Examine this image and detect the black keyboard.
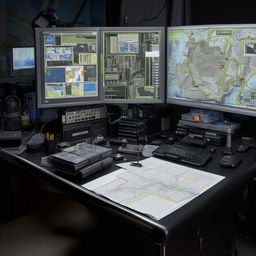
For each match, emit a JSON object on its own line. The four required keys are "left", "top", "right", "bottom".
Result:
{"left": 152, "top": 144, "right": 212, "bottom": 166}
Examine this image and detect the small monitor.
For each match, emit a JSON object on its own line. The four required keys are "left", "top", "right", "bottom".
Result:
{"left": 101, "top": 27, "right": 165, "bottom": 104}
{"left": 167, "top": 24, "right": 256, "bottom": 117}
{"left": 35, "top": 27, "right": 100, "bottom": 108}
{"left": 10, "top": 46, "right": 35, "bottom": 77}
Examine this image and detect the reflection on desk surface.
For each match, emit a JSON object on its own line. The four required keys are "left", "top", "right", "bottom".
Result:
{"left": 83, "top": 157, "right": 225, "bottom": 220}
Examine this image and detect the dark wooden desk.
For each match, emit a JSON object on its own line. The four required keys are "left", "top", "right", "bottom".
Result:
{"left": 1, "top": 141, "right": 256, "bottom": 256}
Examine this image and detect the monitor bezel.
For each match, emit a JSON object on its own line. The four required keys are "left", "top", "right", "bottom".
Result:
{"left": 167, "top": 24, "right": 256, "bottom": 117}
{"left": 35, "top": 27, "right": 101, "bottom": 109}
{"left": 100, "top": 26, "right": 166, "bottom": 104}
{"left": 10, "top": 46, "right": 35, "bottom": 77}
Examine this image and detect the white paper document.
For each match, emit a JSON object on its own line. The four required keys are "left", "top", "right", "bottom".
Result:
{"left": 82, "top": 157, "right": 225, "bottom": 220}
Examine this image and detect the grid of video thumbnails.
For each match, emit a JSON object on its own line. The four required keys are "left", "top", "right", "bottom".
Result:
{"left": 43, "top": 32, "right": 98, "bottom": 99}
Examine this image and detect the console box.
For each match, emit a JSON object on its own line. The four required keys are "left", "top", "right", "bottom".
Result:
{"left": 116, "top": 116, "right": 160, "bottom": 142}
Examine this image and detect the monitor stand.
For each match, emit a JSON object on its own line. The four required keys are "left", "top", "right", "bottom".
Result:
{"left": 178, "top": 109, "right": 240, "bottom": 149}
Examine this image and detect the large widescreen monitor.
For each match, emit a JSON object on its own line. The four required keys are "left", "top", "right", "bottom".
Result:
{"left": 101, "top": 27, "right": 165, "bottom": 104}
{"left": 167, "top": 24, "right": 256, "bottom": 116}
{"left": 35, "top": 27, "right": 100, "bottom": 108}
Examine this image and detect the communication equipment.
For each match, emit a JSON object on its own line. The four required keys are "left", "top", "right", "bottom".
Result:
{"left": 60, "top": 105, "right": 108, "bottom": 143}
{"left": 61, "top": 105, "right": 107, "bottom": 124}
{"left": 167, "top": 24, "right": 256, "bottom": 117}
{"left": 0, "top": 130, "right": 22, "bottom": 147}
{"left": 102, "top": 27, "right": 165, "bottom": 103}
{"left": 116, "top": 118, "right": 145, "bottom": 142}
{"left": 35, "top": 27, "right": 100, "bottom": 108}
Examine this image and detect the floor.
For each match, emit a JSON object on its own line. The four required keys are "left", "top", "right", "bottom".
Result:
{"left": 1, "top": 203, "right": 256, "bottom": 256}
{"left": 0, "top": 174, "right": 256, "bottom": 256}
{"left": 0, "top": 177, "right": 97, "bottom": 256}
{"left": 238, "top": 237, "right": 256, "bottom": 256}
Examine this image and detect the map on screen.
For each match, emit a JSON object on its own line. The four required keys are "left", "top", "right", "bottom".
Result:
{"left": 167, "top": 25, "right": 256, "bottom": 110}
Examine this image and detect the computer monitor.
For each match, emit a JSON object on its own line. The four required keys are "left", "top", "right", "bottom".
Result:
{"left": 35, "top": 27, "right": 100, "bottom": 108}
{"left": 101, "top": 27, "right": 165, "bottom": 104}
{"left": 167, "top": 24, "right": 256, "bottom": 117}
{"left": 10, "top": 46, "right": 35, "bottom": 77}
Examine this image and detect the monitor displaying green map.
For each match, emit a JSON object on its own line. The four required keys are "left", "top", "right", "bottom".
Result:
{"left": 167, "top": 24, "right": 256, "bottom": 116}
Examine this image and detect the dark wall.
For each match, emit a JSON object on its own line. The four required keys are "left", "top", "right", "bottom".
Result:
{"left": 0, "top": 0, "right": 105, "bottom": 79}
{"left": 105, "top": 0, "right": 174, "bottom": 26}
{"left": 190, "top": 0, "right": 256, "bottom": 25}
{"left": 105, "top": 0, "right": 122, "bottom": 26}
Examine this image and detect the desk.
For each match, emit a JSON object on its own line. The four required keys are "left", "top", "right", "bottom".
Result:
{"left": 1, "top": 141, "right": 256, "bottom": 256}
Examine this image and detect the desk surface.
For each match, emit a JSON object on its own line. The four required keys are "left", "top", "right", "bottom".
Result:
{"left": 1, "top": 141, "right": 256, "bottom": 246}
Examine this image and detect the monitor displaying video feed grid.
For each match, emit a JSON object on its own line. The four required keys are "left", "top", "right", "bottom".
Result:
{"left": 35, "top": 27, "right": 100, "bottom": 108}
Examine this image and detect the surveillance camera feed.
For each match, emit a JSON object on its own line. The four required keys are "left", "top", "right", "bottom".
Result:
{"left": 12, "top": 47, "right": 35, "bottom": 70}
{"left": 167, "top": 25, "right": 256, "bottom": 115}
{"left": 103, "top": 29, "right": 163, "bottom": 102}
{"left": 42, "top": 31, "right": 98, "bottom": 101}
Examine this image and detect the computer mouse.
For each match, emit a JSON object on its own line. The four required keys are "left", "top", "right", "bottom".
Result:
{"left": 166, "top": 136, "right": 176, "bottom": 144}
{"left": 209, "top": 147, "right": 217, "bottom": 153}
{"left": 27, "top": 133, "right": 44, "bottom": 151}
{"left": 219, "top": 154, "right": 241, "bottom": 168}
{"left": 237, "top": 143, "right": 256, "bottom": 152}
{"left": 113, "top": 153, "right": 124, "bottom": 161}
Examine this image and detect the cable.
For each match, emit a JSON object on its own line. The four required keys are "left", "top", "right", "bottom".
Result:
{"left": 135, "top": 0, "right": 168, "bottom": 25}
{"left": 71, "top": 0, "right": 89, "bottom": 27}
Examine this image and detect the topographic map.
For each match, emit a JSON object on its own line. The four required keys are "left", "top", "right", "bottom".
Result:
{"left": 168, "top": 26, "right": 256, "bottom": 108}
{"left": 82, "top": 157, "right": 224, "bottom": 220}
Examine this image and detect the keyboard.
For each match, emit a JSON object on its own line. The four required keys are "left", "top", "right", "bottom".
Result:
{"left": 152, "top": 143, "right": 212, "bottom": 166}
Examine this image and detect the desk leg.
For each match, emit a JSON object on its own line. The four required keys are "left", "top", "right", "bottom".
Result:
{"left": 156, "top": 242, "right": 167, "bottom": 256}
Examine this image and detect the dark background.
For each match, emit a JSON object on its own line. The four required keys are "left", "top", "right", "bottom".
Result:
{"left": 1, "top": 0, "right": 256, "bottom": 134}
{"left": 2, "top": 0, "right": 256, "bottom": 78}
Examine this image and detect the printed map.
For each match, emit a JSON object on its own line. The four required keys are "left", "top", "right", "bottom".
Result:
{"left": 83, "top": 157, "right": 224, "bottom": 220}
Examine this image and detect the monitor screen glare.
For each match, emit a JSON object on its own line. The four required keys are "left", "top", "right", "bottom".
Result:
{"left": 12, "top": 47, "right": 35, "bottom": 71}
{"left": 167, "top": 24, "right": 256, "bottom": 116}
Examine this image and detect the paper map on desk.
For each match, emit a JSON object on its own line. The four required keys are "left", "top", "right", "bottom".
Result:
{"left": 82, "top": 157, "right": 225, "bottom": 220}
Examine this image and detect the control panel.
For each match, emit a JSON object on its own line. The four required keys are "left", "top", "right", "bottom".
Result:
{"left": 60, "top": 105, "right": 108, "bottom": 143}
{"left": 61, "top": 105, "right": 107, "bottom": 124}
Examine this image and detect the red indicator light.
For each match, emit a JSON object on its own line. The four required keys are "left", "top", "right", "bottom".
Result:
{"left": 193, "top": 115, "right": 202, "bottom": 122}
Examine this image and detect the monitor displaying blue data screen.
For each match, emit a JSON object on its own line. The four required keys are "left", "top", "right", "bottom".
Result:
{"left": 102, "top": 27, "right": 165, "bottom": 103}
{"left": 12, "top": 47, "right": 35, "bottom": 71}
{"left": 35, "top": 27, "right": 100, "bottom": 108}
{"left": 167, "top": 24, "right": 256, "bottom": 117}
